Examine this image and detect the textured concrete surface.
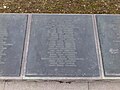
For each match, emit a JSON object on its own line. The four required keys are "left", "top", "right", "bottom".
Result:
{"left": 4, "top": 81, "right": 88, "bottom": 90}
{"left": 0, "top": 81, "right": 120, "bottom": 90}
{"left": 89, "top": 81, "right": 120, "bottom": 90}
{"left": 0, "top": 81, "right": 4, "bottom": 90}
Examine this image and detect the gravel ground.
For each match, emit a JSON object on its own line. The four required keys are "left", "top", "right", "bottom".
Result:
{"left": 0, "top": 0, "right": 120, "bottom": 13}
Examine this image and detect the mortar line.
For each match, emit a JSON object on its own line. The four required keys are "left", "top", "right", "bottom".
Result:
{"left": 92, "top": 14, "right": 104, "bottom": 79}
{"left": 88, "top": 82, "right": 90, "bottom": 90}
{"left": 20, "top": 14, "right": 32, "bottom": 78}
{"left": 3, "top": 81, "right": 6, "bottom": 90}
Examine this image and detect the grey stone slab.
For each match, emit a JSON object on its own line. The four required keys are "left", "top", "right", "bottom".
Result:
{"left": 96, "top": 15, "right": 120, "bottom": 76}
{"left": 0, "top": 14, "right": 27, "bottom": 76}
{"left": 26, "top": 15, "right": 99, "bottom": 77}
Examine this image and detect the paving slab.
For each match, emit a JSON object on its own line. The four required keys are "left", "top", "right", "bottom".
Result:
{"left": 5, "top": 81, "right": 88, "bottom": 90}
{"left": 0, "top": 81, "right": 4, "bottom": 90}
{"left": 0, "top": 14, "right": 27, "bottom": 77}
{"left": 89, "top": 81, "right": 120, "bottom": 90}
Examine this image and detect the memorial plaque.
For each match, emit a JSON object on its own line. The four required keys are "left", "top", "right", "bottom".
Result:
{"left": 0, "top": 14, "right": 27, "bottom": 76}
{"left": 97, "top": 15, "right": 120, "bottom": 76}
{"left": 26, "top": 15, "right": 99, "bottom": 77}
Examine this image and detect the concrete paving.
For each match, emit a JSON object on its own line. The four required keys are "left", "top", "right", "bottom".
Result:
{"left": 89, "top": 81, "right": 120, "bottom": 90}
{"left": 4, "top": 81, "right": 88, "bottom": 90}
{"left": 0, "top": 81, "right": 120, "bottom": 90}
{"left": 0, "top": 81, "right": 4, "bottom": 90}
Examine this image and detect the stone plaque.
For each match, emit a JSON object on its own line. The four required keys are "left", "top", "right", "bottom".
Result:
{"left": 0, "top": 14, "right": 27, "bottom": 76}
{"left": 97, "top": 15, "right": 120, "bottom": 76}
{"left": 26, "top": 15, "right": 99, "bottom": 77}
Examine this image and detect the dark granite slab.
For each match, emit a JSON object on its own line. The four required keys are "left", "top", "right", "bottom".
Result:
{"left": 26, "top": 15, "right": 99, "bottom": 77}
{"left": 97, "top": 15, "right": 120, "bottom": 76}
{"left": 0, "top": 14, "right": 27, "bottom": 76}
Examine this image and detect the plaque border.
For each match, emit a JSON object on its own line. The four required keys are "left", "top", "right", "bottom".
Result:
{"left": 23, "top": 14, "right": 102, "bottom": 80}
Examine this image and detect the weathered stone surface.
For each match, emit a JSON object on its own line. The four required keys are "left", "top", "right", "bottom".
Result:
{"left": 97, "top": 15, "right": 120, "bottom": 76}
{"left": 0, "top": 14, "right": 27, "bottom": 76}
{"left": 26, "top": 15, "right": 99, "bottom": 77}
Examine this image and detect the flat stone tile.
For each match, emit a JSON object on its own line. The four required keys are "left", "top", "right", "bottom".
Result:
{"left": 26, "top": 15, "right": 99, "bottom": 77}
{"left": 0, "top": 81, "right": 4, "bottom": 90}
{"left": 96, "top": 15, "right": 120, "bottom": 76}
{"left": 0, "top": 14, "right": 27, "bottom": 76}
{"left": 89, "top": 81, "right": 120, "bottom": 90}
{"left": 5, "top": 81, "right": 88, "bottom": 90}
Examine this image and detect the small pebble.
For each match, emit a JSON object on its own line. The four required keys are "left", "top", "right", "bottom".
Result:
{"left": 3, "top": 6, "right": 7, "bottom": 9}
